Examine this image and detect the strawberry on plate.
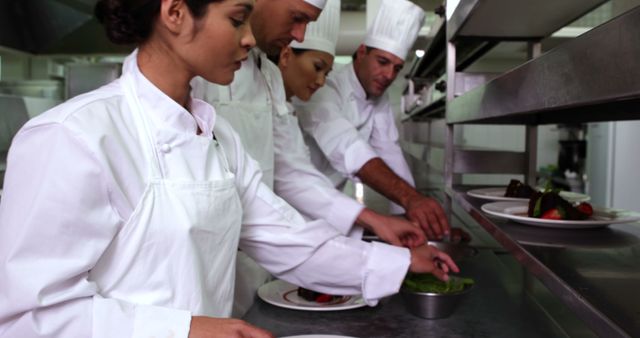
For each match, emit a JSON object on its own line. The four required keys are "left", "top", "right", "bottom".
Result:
{"left": 576, "top": 202, "right": 593, "bottom": 217}
{"left": 541, "top": 208, "right": 563, "bottom": 220}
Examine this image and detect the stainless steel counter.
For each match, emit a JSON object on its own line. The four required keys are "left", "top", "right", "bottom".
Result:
{"left": 450, "top": 186, "right": 640, "bottom": 338}
{"left": 243, "top": 248, "right": 568, "bottom": 338}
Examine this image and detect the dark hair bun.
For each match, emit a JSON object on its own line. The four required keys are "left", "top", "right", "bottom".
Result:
{"left": 95, "top": 0, "right": 159, "bottom": 45}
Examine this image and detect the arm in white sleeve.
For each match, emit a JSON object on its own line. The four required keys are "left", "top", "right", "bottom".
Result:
{"left": 273, "top": 112, "right": 364, "bottom": 235}
{"left": 224, "top": 124, "right": 410, "bottom": 305}
{"left": 369, "top": 100, "right": 416, "bottom": 213}
{"left": 0, "top": 123, "right": 191, "bottom": 338}
{"left": 295, "top": 84, "right": 378, "bottom": 178}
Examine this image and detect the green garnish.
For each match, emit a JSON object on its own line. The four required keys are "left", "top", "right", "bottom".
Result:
{"left": 403, "top": 274, "right": 474, "bottom": 294}
{"left": 533, "top": 196, "right": 543, "bottom": 217}
{"left": 557, "top": 205, "right": 566, "bottom": 219}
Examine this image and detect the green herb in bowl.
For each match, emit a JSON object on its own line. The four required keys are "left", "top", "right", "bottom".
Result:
{"left": 403, "top": 273, "right": 474, "bottom": 294}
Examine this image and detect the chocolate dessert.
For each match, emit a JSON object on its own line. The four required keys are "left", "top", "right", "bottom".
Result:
{"left": 504, "top": 179, "right": 536, "bottom": 198}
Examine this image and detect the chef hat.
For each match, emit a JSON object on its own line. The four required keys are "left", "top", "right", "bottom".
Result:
{"left": 304, "top": 0, "right": 327, "bottom": 9}
{"left": 363, "top": 0, "right": 425, "bottom": 60}
{"left": 290, "top": 0, "right": 340, "bottom": 56}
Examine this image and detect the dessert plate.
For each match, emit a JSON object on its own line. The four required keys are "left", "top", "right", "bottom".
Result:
{"left": 467, "top": 187, "right": 590, "bottom": 203}
{"left": 257, "top": 280, "right": 366, "bottom": 311}
{"left": 481, "top": 201, "right": 640, "bottom": 229}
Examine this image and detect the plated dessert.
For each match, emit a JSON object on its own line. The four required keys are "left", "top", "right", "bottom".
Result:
{"left": 297, "top": 287, "right": 342, "bottom": 304}
{"left": 257, "top": 279, "right": 366, "bottom": 311}
{"left": 467, "top": 180, "right": 590, "bottom": 203}
{"left": 479, "top": 180, "right": 639, "bottom": 229}
{"left": 527, "top": 190, "right": 592, "bottom": 220}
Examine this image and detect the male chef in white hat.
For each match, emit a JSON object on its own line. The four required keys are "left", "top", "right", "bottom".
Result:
{"left": 191, "top": 0, "right": 442, "bottom": 318}
{"left": 274, "top": 0, "right": 424, "bottom": 248}
{"left": 294, "top": 0, "right": 455, "bottom": 241}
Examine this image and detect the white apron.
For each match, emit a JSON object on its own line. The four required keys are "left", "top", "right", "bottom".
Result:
{"left": 90, "top": 74, "right": 243, "bottom": 336}
{"left": 214, "top": 85, "right": 274, "bottom": 189}
{"left": 213, "top": 52, "right": 289, "bottom": 317}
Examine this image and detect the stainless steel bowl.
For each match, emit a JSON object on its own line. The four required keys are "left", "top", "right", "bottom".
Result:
{"left": 401, "top": 282, "right": 474, "bottom": 319}
{"left": 428, "top": 241, "right": 478, "bottom": 262}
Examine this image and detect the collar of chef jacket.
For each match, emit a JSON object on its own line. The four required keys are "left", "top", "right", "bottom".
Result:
{"left": 339, "top": 62, "right": 388, "bottom": 116}
{"left": 342, "top": 62, "right": 386, "bottom": 104}
{"left": 124, "top": 51, "right": 216, "bottom": 138}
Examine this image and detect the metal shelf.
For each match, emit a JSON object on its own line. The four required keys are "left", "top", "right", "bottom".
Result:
{"left": 447, "top": 186, "right": 639, "bottom": 338}
{"left": 448, "top": 0, "right": 607, "bottom": 41}
{"left": 447, "top": 6, "right": 640, "bottom": 125}
{"left": 407, "top": 16, "right": 446, "bottom": 81}
{"left": 407, "top": 19, "right": 499, "bottom": 82}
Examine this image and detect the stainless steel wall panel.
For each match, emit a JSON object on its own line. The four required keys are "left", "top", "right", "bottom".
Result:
{"left": 453, "top": 149, "right": 526, "bottom": 174}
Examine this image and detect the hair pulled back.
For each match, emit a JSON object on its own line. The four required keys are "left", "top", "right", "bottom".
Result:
{"left": 95, "top": 0, "right": 220, "bottom": 45}
{"left": 269, "top": 47, "right": 308, "bottom": 65}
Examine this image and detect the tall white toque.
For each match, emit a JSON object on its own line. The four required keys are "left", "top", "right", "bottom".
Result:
{"left": 363, "top": 0, "right": 425, "bottom": 60}
{"left": 290, "top": 0, "right": 340, "bottom": 56}
{"left": 304, "top": 0, "right": 327, "bottom": 9}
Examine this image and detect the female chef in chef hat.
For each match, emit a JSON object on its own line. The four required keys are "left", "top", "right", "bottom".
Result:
{"left": 0, "top": 0, "right": 458, "bottom": 337}
{"left": 277, "top": 0, "right": 340, "bottom": 102}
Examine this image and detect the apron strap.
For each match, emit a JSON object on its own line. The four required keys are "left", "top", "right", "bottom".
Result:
{"left": 122, "top": 74, "right": 165, "bottom": 180}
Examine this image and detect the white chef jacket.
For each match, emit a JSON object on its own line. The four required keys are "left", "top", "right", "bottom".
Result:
{"left": 0, "top": 53, "right": 410, "bottom": 338}
{"left": 294, "top": 62, "right": 415, "bottom": 214}
{"left": 192, "top": 50, "right": 365, "bottom": 235}
{"left": 191, "top": 49, "right": 286, "bottom": 190}
{"left": 275, "top": 103, "right": 365, "bottom": 236}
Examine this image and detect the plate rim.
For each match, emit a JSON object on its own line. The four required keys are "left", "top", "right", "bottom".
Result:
{"left": 467, "top": 187, "right": 524, "bottom": 202}
{"left": 257, "top": 279, "right": 366, "bottom": 312}
{"left": 467, "top": 187, "right": 590, "bottom": 202}
{"left": 480, "top": 201, "right": 640, "bottom": 229}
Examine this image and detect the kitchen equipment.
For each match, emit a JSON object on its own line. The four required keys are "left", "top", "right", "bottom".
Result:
{"left": 401, "top": 277, "right": 474, "bottom": 319}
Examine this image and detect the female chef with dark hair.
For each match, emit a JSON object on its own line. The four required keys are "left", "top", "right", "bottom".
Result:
{"left": 0, "top": 0, "right": 458, "bottom": 337}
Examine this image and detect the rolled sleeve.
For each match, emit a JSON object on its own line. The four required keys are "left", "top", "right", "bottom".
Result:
{"left": 343, "top": 137, "right": 379, "bottom": 176}
{"left": 362, "top": 242, "right": 410, "bottom": 305}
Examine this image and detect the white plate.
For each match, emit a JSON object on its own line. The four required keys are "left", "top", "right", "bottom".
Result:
{"left": 467, "top": 187, "right": 590, "bottom": 203}
{"left": 481, "top": 201, "right": 640, "bottom": 229}
{"left": 257, "top": 280, "right": 366, "bottom": 311}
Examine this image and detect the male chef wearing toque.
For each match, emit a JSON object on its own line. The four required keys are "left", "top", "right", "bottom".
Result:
{"left": 294, "top": 0, "right": 463, "bottom": 241}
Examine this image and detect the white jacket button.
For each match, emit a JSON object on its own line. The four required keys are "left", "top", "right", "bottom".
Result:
{"left": 160, "top": 144, "right": 171, "bottom": 153}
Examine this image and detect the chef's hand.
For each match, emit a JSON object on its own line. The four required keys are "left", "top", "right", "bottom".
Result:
{"left": 371, "top": 215, "right": 426, "bottom": 248}
{"left": 404, "top": 195, "right": 450, "bottom": 241}
{"left": 189, "top": 317, "right": 274, "bottom": 338}
{"left": 408, "top": 245, "right": 459, "bottom": 282}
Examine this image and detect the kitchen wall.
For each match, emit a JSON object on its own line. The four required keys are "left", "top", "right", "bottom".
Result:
{"left": 584, "top": 0, "right": 640, "bottom": 213}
